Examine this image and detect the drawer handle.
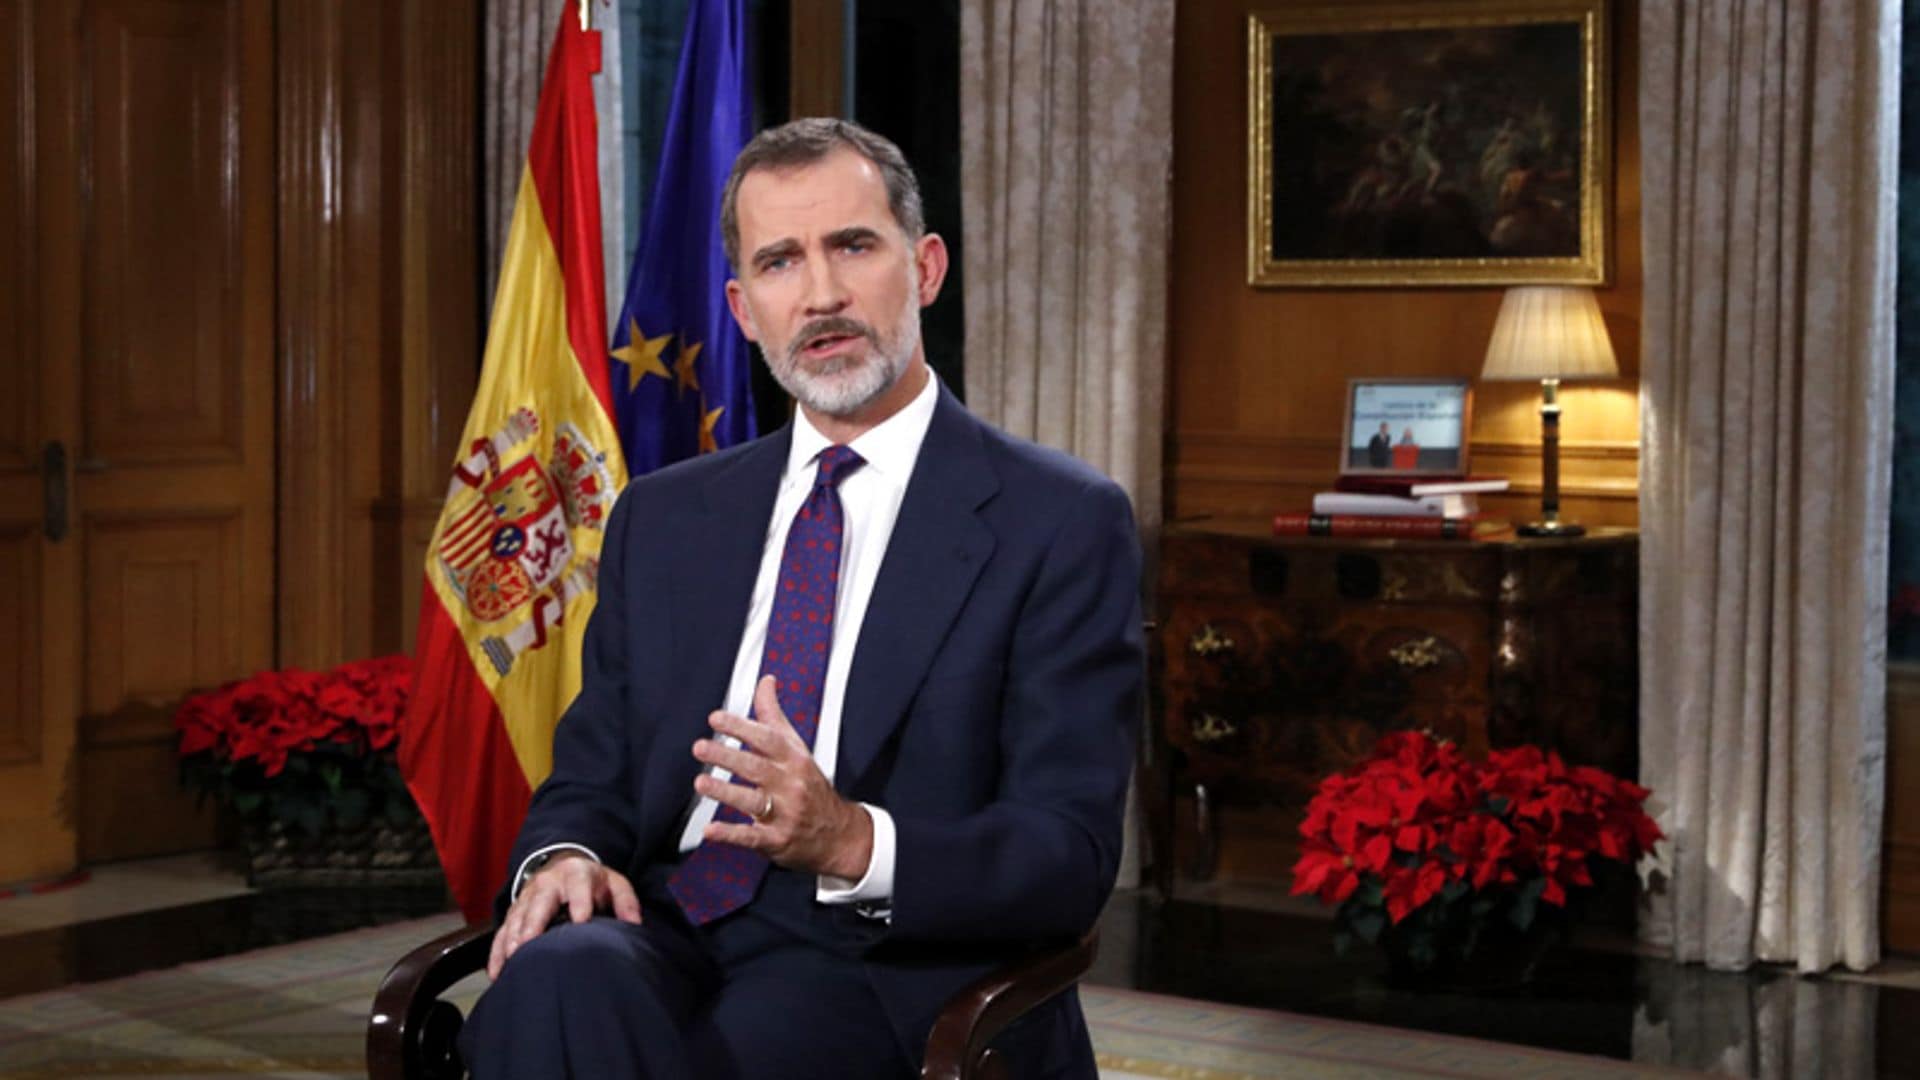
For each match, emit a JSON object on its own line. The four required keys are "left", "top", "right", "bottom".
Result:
{"left": 1189, "top": 624, "right": 1235, "bottom": 657}
{"left": 1389, "top": 635, "right": 1443, "bottom": 671}
{"left": 1191, "top": 712, "right": 1238, "bottom": 743}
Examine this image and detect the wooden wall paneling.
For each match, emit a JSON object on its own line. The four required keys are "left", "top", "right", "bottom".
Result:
{"left": 789, "top": 0, "right": 845, "bottom": 118}
{"left": 276, "top": 1, "right": 351, "bottom": 670}
{"left": 383, "top": 0, "right": 479, "bottom": 657}
{"left": 336, "top": 4, "right": 391, "bottom": 665}
{"left": 1167, "top": 0, "right": 1642, "bottom": 530}
{"left": 277, "top": 0, "right": 478, "bottom": 664}
{"left": 72, "top": 0, "right": 274, "bottom": 863}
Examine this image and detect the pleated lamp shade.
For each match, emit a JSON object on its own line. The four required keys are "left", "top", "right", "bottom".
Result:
{"left": 1480, "top": 286, "right": 1619, "bottom": 381}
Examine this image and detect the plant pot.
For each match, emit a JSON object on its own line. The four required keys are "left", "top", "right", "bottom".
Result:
{"left": 243, "top": 812, "right": 443, "bottom": 889}
{"left": 1380, "top": 914, "right": 1564, "bottom": 994}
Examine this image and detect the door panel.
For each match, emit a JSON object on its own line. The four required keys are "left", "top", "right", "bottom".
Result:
{"left": 85, "top": 0, "right": 248, "bottom": 467}
{"left": 0, "top": 0, "right": 275, "bottom": 880}
{"left": 0, "top": 0, "right": 36, "bottom": 764}
{"left": 71, "top": 0, "right": 276, "bottom": 863}
{"left": 82, "top": 514, "right": 245, "bottom": 713}
{"left": 0, "top": 525, "right": 39, "bottom": 765}
{"left": 0, "top": 0, "right": 78, "bottom": 884}
{"left": 0, "top": 0, "right": 27, "bottom": 473}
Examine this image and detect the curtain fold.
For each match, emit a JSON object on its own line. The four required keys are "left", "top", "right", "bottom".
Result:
{"left": 1638, "top": 0, "right": 1897, "bottom": 973}
{"left": 960, "top": 0, "right": 1175, "bottom": 888}
{"left": 959, "top": 0, "right": 1172, "bottom": 529}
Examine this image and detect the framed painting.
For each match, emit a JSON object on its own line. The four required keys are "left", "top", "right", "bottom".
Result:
{"left": 1248, "top": 0, "right": 1610, "bottom": 287}
{"left": 1341, "top": 378, "right": 1474, "bottom": 476}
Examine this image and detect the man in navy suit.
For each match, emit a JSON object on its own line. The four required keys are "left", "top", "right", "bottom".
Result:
{"left": 461, "top": 118, "right": 1142, "bottom": 1079}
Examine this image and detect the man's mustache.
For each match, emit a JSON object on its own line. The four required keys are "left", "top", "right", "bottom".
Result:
{"left": 786, "top": 316, "right": 876, "bottom": 363}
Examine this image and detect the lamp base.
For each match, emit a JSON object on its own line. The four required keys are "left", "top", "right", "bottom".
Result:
{"left": 1517, "top": 520, "right": 1586, "bottom": 538}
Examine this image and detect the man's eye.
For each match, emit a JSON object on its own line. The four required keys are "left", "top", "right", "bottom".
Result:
{"left": 761, "top": 256, "right": 790, "bottom": 272}
{"left": 841, "top": 239, "right": 870, "bottom": 254}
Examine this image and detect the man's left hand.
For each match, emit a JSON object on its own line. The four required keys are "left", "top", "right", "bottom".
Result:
{"left": 692, "top": 674, "right": 874, "bottom": 880}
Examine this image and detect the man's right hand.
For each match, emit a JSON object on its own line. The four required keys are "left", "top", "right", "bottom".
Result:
{"left": 488, "top": 851, "right": 643, "bottom": 979}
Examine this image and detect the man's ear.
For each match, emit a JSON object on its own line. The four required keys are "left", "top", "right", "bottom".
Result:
{"left": 724, "top": 279, "right": 759, "bottom": 342}
{"left": 912, "top": 233, "right": 950, "bottom": 308}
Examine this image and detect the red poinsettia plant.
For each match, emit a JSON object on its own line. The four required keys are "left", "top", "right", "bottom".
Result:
{"left": 1292, "top": 730, "right": 1663, "bottom": 973}
{"left": 174, "top": 655, "right": 415, "bottom": 839}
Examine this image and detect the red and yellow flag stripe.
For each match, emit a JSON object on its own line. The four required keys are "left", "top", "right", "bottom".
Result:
{"left": 402, "top": 12, "right": 626, "bottom": 923}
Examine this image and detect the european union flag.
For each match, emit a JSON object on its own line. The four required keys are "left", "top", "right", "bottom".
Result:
{"left": 608, "top": 0, "right": 755, "bottom": 474}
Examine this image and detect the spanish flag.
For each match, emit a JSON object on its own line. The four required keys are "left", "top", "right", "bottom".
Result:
{"left": 402, "top": 10, "right": 624, "bottom": 923}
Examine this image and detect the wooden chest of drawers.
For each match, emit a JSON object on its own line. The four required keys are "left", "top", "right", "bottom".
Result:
{"left": 1148, "top": 522, "right": 1638, "bottom": 890}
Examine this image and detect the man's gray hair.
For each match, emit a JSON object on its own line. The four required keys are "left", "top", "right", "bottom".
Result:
{"left": 720, "top": 118, "right": 925, "bottom": 272}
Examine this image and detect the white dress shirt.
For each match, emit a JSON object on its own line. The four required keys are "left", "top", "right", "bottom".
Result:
{"left": 514, "top": 369, "right": 939, "bottom": 909}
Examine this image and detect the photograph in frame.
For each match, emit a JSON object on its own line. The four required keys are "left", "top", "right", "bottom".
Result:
{"left": 1342, "top": 379, "right": 1474, "bottom": 477}
{"left": 1248, "top": 0, "right": 1610, "bottom": 287}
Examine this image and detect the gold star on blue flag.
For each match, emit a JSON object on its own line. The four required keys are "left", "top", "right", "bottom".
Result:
{"left": 606, "top": 0, "right": 755, "bottom": 475}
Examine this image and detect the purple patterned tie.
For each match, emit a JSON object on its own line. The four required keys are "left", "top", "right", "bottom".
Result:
{"left": 668, "top": 445, "right": 865, "bottom": 925}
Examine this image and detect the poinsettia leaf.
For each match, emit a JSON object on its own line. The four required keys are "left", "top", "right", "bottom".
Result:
{"left": 290, "top": 800, "right": 325, "bottom": 838}
{"left": 232, "top": 790, "right": 263, "bottom": 815}
{"left": 1510, "top": 876, "right": 1545, "bottom": 931}
{"left": 333, "top": 787, "right": 371, "bottom": 828}
{"left": 1350, "top": 908, "right": 1386, "bottom": 944}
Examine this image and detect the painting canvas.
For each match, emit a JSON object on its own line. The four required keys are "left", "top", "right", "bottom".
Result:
{"left": 1248, "top": 1, "right": 1609, "bottom": 286}
{"left": 1342, "top": 380, "right": 1472, "bottom": 476}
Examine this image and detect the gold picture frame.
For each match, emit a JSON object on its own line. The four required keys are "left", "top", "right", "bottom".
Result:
{"left": 1247, "top": 0, "right": 1610, "bottom": 287}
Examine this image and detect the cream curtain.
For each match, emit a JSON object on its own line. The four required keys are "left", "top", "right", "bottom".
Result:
{"left": 959, "top": 0, "right": 1175, "bottom": 888}
{"left": 959, "top": 0, "right": 1173, "bottom": 526}
{"left": 484, "top": 0, "right": 625, "bottom": 327}
{"left": 1638, "top": 0, "right": 1898, "bottom": 972}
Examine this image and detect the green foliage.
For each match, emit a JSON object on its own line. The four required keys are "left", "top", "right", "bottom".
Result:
{"left": 179, "top": 733, "right": 417, "bottom": 841}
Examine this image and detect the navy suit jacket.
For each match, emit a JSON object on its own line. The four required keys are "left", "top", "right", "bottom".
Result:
{"left": 504, "top": 385, "right": 1144, "bottom": 1066}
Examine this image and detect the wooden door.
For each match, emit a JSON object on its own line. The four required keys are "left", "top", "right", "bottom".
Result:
{"left": 0, "top": 0, "right": 277, "bottom": 883}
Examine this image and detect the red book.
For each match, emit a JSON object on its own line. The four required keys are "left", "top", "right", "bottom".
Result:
{"left": 1334, "top": 474, "right": 1510, "bottom": 497}
{"left": 1272, "top": 512, "right": 1484, "bottom": 539}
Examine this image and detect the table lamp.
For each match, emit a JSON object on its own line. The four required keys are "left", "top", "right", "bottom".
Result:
{"left": 1480, "top": 286, "right": 1618, "bottom": 537}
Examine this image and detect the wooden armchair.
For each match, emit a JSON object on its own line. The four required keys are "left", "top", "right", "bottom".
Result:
{"left": 366, "top": 923, "right": 1099, "bottom": 1080}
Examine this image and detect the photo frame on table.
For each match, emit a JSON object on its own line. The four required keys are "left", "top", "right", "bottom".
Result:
{"left": 1342, "top": 378, "right": 1474, "bottom": 477}
{"left": 1247, "top": 0, "right": 1610, "bottom": 287}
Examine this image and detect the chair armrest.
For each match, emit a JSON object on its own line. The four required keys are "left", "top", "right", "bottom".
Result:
{"left": 919, "top": 930, "right": 1099, "bottom": 1080}
{"left": 367, "top": 923, "right": 496, "bottom": 1080}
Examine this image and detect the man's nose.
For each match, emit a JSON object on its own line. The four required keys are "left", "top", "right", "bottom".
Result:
{"left": 801, "top": 253, "right": 850, "bottom": 315}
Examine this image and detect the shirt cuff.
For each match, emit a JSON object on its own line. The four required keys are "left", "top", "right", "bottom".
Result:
{"left": 816, "top": 803, "right": 894, "bottom": 905}
{"left": 510, "top": 842, "right": 600, "bottom": 903}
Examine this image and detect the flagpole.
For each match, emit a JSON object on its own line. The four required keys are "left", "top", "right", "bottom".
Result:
{"left": 579, "top": 0, "right": 590, "bottom": 30}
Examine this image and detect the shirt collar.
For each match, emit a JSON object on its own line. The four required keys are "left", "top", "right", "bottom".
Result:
{"left": 786, "top": 366, "right": 941, "bottom": 487}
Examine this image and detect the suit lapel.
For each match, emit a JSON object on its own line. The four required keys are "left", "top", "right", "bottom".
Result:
{"left": 641, "top": 427, "right": 789, "bottom": 835}
{"left": 837, "top": 389, "right": 997, "bottom": 790}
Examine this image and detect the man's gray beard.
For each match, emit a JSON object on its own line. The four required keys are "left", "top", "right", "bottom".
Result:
{"left": 766, "top": 296, "right": 921, "bottom": 418}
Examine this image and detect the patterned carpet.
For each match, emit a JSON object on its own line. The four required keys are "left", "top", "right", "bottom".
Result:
{"left": 0, "top": 915, "right": 1690, "bottom": 1079}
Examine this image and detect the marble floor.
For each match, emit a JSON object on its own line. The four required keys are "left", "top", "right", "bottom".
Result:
{"left": 2, "top": 855, "right": 1917, "bottom": 1077}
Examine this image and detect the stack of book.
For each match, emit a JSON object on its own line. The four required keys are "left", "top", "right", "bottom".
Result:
{"left": 1273, "top": 475, "right": 1511, "bottom": 538}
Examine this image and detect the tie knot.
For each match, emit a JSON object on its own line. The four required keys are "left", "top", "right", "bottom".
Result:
{"left": 814, "top": 445, "right": 865, "bottom": 489}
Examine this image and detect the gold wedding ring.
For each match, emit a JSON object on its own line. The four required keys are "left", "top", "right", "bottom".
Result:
{"left": 756, "top": 792, "right": 776, "bottom": 822}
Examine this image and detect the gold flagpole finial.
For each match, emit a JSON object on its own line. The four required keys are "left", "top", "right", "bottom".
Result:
{"left": 578, "top": 0, "right": 590, "bottom": 31}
